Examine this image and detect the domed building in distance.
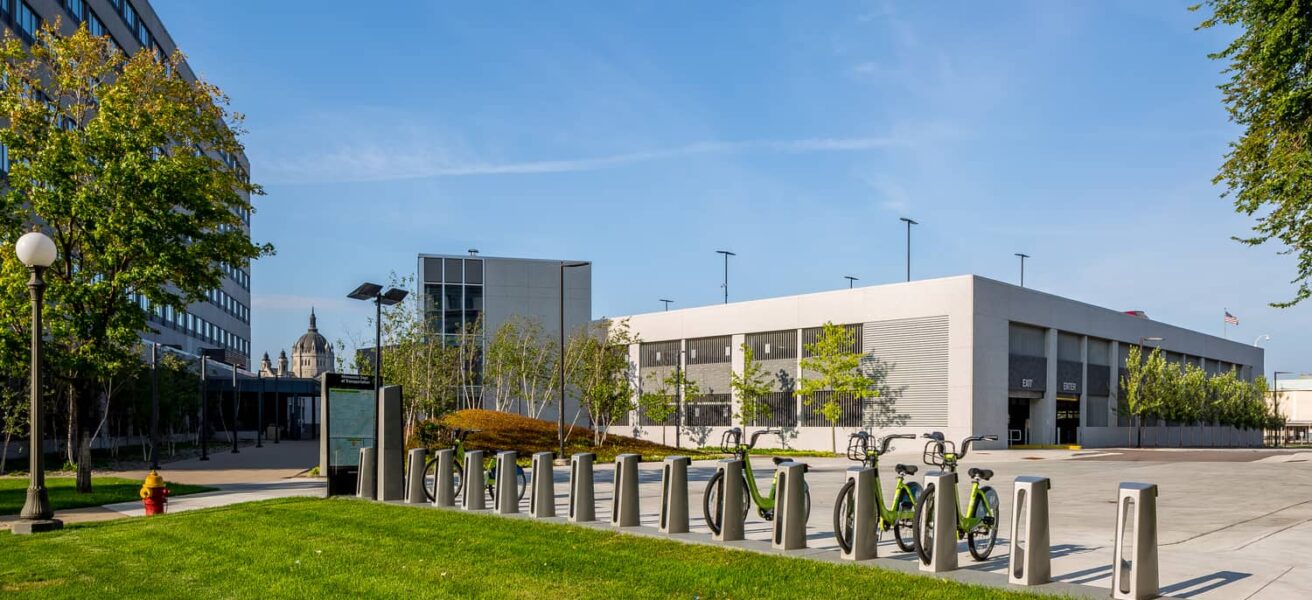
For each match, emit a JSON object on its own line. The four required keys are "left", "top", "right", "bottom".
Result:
{"left": 289, "top": 309, "right": 334, "bottom": 378}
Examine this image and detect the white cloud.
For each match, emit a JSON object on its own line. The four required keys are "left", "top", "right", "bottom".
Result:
{"left": 256, "top": 135, "right": 911, "bottom": 186}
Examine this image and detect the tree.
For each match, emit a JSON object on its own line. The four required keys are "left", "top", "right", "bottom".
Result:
{"left": 484, "top": 316, "right": 557, "bottom": 417}
{"left": 730, "top": 344, "right": 772, "bottom": 428}
{"left": 1197, "top": 1, "right": 1312, "bottom": 306}
{"left": 566, "top": 319, "right": 638, "bottom": 446}
{"left": 0, "top": 380, "right": 25, "bottom": 474}
{"left": 0, "top": 24, "right": 270, "bottom": 492}
{"left": 637, "top": 367, "right": 699, "bottom": 445}
{"left": 797, "top": 323, "right": 879, "bottom": 453}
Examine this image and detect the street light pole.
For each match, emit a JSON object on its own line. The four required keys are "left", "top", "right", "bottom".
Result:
{"left": 1015, "top": 253, "right": 1030, "bottom": 288}
{"left": 716, "top": 250, "right": 735, "bottom": 304}
{"left": 273, "top": 367, "right": 280, "bottom": 444}
{"left": 660, "top": 299, "right": 673, "bottom": 312}
{"left": 558, "top": 261, "right": 589, "bottom": 459}
{"left": 900, "top": 218, "right": 917, "bottom": 282}
{"left": 1254, "top": 334, "right": 1271, "bottom": 347}
{"left": 149, "top": 343, "right": 160, "bottom": 470}
{"left": 844, "top": 275, "right": 858, "bottom": 289}
{"left": 347, "top": 282, "right": 408, "bottom": 394}
{"left": 231, "top": 367, "right": 240, "bottom": 454}
{"left": 14, "top": 230, "right": 61, "bottom": 534}
{"left": 199, "top": 355, "right": 208, "bottom": 461}
{"left": 256, "top": 373, "right": 264, "bottom": 448}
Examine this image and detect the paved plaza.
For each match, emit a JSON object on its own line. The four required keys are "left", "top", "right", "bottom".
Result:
{"left": 469, "top": 445, "right": 1312, "bottom": 599}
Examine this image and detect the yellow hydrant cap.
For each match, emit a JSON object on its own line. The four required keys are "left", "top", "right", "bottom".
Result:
{"left": 141, "top": 470, "right": 167, "bottom": 491}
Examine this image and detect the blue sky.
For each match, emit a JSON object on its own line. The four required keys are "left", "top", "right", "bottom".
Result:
{"left": 154, "top": 1, "right": 1309, "bottom": 375}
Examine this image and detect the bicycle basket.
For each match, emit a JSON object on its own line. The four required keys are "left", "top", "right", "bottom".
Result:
{"left": 846, "top": 433, "right": 870, "bottom": 462}
{"left": 922, "top": 439, "right": 956, "bottom": 468}
{"left": 720, "top": 429, "right": 741, "bottom": 454}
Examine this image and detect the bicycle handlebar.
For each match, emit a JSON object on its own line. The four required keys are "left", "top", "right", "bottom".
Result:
{"left": 748, "top": 429, "right": 780, "bottom": 449}
{"left": 959, "top": 434, "right": 999, "bottom": 460}
{"left": 878, "top": 433, "right": 916, "bottom": 456}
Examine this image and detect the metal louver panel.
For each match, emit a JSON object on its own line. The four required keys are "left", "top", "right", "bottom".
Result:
{"left": 861, "top": 316, "right": 949, "bottom": 427}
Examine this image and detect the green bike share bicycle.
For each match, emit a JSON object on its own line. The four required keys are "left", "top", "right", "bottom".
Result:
{"left": 832, "top": 431, "right": 923, "bottom": 553}
{"left": 702, "top": 427, "right": 811, "bottom": 535}
{"left": 422, "top": 428, "right": 527, "bottom": 503}
{"left": 911, "top": 432, "right": 1001, "bottom": 562}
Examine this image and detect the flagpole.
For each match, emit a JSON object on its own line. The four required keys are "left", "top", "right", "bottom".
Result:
{"left": 1223, "top": 307, "right": 1228, "bottom": 340}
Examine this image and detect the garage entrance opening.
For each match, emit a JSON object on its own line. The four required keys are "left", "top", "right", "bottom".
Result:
{"left": 1056, "top": 395, "right": 1080, "bottom": 445}
{"left": 1008, "top": 397, "right": 1032, "bottom": 446}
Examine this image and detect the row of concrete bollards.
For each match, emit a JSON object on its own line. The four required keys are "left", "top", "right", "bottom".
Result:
{"left": 370, "top": 448, "right": 1159, "bottom": 600}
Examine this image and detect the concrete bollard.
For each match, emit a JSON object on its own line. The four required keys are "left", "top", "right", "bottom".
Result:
{"left": 432, "top": 448, "right": 457, "bottom": 507}
{"left": 841, "top": 467, "right": 879, "bottom": 561}
{"left": 771, "top": 461, "right": 808, "bottom": 551}
{"left": 611, "top": 453, "right": 641, "bottom": 527}
{"left": 405, "top": 448, "right": 427, "bottom": 504}
{"left": 1009, "top": 476, "right": 1052, "bottom": 585}
{"left": 530, "top": 452, "right": 556, "bottom": 518}
{"left": 919, "top": 471, "right": 958, "bottom": 573}
{"left": 356, "top": 447, "right": 377, "bottom": 500}
{"left": 495, "top": 451, "right": 519, "bottom": 514}
{"left": 462, "top": 450, "right": 486, "bottom": 510}
{"left": 712, "top": 459, "right": 747, "bottom": 542}
{"left": 659, "top": 456, "right": 691, "bottom": 534}
{"left": 569, "top": 453, "right": 596, "bottom": 522}
{"left": 1113, "top": 482, "right": 1159, "bottom": 600}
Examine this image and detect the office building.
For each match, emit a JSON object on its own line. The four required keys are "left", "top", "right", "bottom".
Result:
{"left": 613, "top": 275, "right": 1264, "bottom": 450}
{"left": 0, "top": 0, "right": 253, "bottom": 367}
{"left": 418, "top": 252, "right": 591, "bottom": 417}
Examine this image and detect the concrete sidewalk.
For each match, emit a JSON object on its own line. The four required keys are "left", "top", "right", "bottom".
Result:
{"left": 2, "top": 440, "right": 325, "bottom": 529}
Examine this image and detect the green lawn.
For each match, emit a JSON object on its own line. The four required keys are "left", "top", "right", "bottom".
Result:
{"left": 0, "top": 497, "right": 1060, "bottom": 599}
{"left": 0, "top": 477, "right": 214, "bottom": 515}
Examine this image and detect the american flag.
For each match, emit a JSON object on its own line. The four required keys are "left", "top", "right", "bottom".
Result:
{"left": 1224, "top": 311, "right": 1239, "bottom": 326}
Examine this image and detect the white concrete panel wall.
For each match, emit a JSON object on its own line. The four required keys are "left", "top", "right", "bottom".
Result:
{"left": 615, "top": 276, "right": 978, "bottom": 450}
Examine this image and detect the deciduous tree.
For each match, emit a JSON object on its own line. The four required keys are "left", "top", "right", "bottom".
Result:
{"left": 0, "top": 24, "right": 270, "bottom": 491}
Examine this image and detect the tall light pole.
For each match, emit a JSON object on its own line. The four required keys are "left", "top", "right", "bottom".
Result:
{"left": 348, "top": 282, "right": 409, "bottom": 394}
{"left": 1254, "top": 334, "right": 1271, "bottom": 347}
{"left": 844, "top": 275, "right": 858, "bottom": 289}
{"left": 273, "top": 365, "right": 281, "bottom": 444}
{"left": 660, "top": 299, "right": 673, "bottom": 312}
{"left": 558, "top": 261, "right": 590, "bottom": 459}
{"left": 899, "top": 218, "right": 917, "bottom": 282}
{"left": 1015, "top": 253, "right": 1030, "bottom": 288}
{"left": 256, "top": 372, "right": 264, "bottom": 448}
{"left": 716, "top": 250, "right": 735, "bottom": 304}
{"left": 13, "top": 231, "right": 61, "bottom": 534}
{"left": 230, "top": 366, "right": 240, "bottom": 454}
{"left": 149, "top": 343, "right": 160, "bottom": 470}
{"left": 199, "top": 355, "right": 209, "bottom": 461}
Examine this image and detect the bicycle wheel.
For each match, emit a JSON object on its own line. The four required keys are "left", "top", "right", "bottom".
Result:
{"left": 423, "top": 458, "right": 438, "bottom": 502}
{"left": 516, "top": 465, "right": 528, "bottom": 501}
{"left": 967, "top": 485, "right": 1000, "bottom": 560}
{"left": 912, "top": 482, "right": 936, "bottom": 565}
{"left": 452, "top": 461, "right": 465, "bottom": 500}
{"left": 702, "top": 470, "right": 750, "bottom": 535}
{"left": 832, "top": 479, "right": 856, "bottom": 553}
{"left": 891, "top": 484, "right": 920, "bottom": 552}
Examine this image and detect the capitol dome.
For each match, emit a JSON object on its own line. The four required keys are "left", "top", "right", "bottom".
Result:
{"left": 290, "top": 309, "right": 334, "bottom": 378}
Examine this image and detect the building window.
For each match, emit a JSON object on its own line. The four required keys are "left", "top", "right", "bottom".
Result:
{"left": 16, "top": 1, "right": 40, "bottom": 41}
{"left": 63, "top": 0, "right": 85, "bottom": 21}
{"left": 88, "top": 10, "right": 105, "bottom": 36}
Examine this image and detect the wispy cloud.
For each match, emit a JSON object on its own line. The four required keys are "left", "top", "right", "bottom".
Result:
{"left": 257, "top": 135, "right": 910, "bottom": 186}
{"left": 251, "top": 294, "right": 352, "bottom": 311}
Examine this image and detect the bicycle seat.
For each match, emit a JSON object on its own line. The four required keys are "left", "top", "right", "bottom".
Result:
{"left": 771, "top": 456, "right": 787, "bottom": 465}
{"left": 895, "top": 464, "right": 918, "bottom": 476}
{"left": 967, "top": 468, "right": 993, "bottom": 481}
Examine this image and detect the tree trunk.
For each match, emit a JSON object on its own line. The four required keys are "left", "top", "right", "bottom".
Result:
{"left": 0, "top": 430, "right": 11, "bottom": 475}
{"left": 76, "top": 431, "right": 93, "bottom": 493}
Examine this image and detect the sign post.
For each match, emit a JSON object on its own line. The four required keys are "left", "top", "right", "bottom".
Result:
{"left": 320, "top": 373, "right": 376, "bottom": 496}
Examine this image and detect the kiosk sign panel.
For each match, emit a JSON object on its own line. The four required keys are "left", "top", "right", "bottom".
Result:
{"left": 320, "top": 373, "right": 376, "bottom": 496}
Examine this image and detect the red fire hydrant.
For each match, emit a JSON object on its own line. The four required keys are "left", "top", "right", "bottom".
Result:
{"left": 139, "top": 470, "right": 170, "bottom": 516}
